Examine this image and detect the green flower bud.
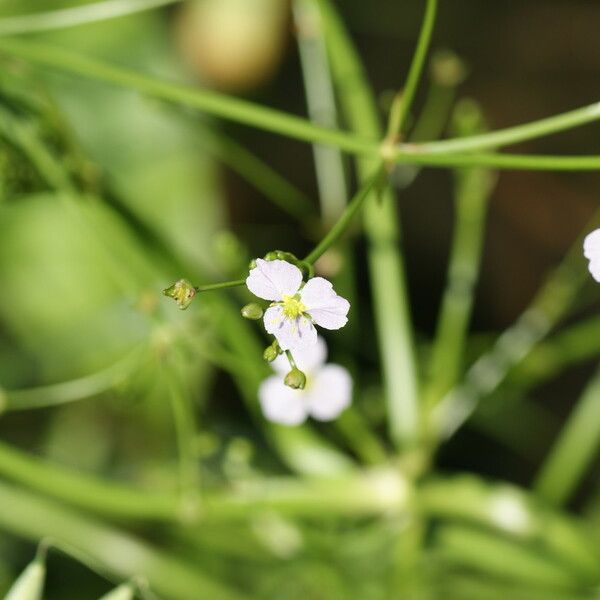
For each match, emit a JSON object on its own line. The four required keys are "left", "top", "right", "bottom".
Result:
{"left": 263, "top": 340, "right": 281, "bottom": 362}
{"left": 248, "top": 258, "right": 257, "bottom": 270}
{"left": 241, "top": 302, "right": 264, "bottom": 320}
{"left": 284, "top": 367, "right": 306, "bottom": 390}
{"left": 163, "top": 279, "right": 197, "bottom": 310}
{"left": 5, "top": 558, "right": 45, "bottom": 600}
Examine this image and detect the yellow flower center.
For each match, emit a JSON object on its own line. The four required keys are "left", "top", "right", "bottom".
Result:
{"left": 282, "top": 294, "right": 306, "bottom": 319}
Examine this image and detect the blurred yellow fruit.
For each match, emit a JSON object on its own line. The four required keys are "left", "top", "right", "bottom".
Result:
{"left": 175, "top": 0, "right": 290, "bottom": 91}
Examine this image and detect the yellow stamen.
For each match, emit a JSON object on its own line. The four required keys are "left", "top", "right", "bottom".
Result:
{"left": 282, "top": 294, "right": 306, "bottom": 319}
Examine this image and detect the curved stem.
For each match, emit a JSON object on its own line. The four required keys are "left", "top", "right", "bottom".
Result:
{"left": 0, "top": 37, "right": 377, "bottom": 157}
{"left": 2, "top": 348, "right": 142, "bottom": 412}
{"left": 387, "top": 0, "right": 438, "bottom": 139}
{"left": 0, "top": 0, "right": 182, "bottom": 36}
{"left": 303, "top": 168, "right": 383, "bottom": 264}
{"left": 397, "top": 100, "right": 600, "bottom": 156}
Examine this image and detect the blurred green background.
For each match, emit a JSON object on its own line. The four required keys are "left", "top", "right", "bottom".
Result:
{"left": 1, "top": 0, "right": 600, "bottom": 598}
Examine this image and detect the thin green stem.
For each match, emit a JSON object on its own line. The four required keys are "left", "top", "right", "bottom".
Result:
{"left": 533, "top": 365, "right": 600, "bottom": 506}
{"left": 198, "top": 125, "right": 315, "bottom": 220}
{"left": 387, "top": 0, "right": 438, "bottom": 139}
{"left": 0, "top": 0, "right": 182, "bottom": 36}
{"left": 294, "top": 0, "right": 349, "bottom": 224}
{"left": 425, "top": 167, "right": 496, "bottom": 406}
{"left": 0, "top": 481, "right": 243, "bottom": 600}
{"left": 319, "top": 0, "right": 421, "bottom": 449}
{"left": 395, "top": 151, "right": 600, "bottom": 171}
{"left": 303, "top": 168, "right": 383, "bottom": 264}
{"left": 396, "top": 100, "right": 600, "bottom": 156}
{"left": 165, "top": 363, "right": 201, "bottom": 506}
{"left": 0, "top": 37, "right": 377, "bottom": 156}
{"left": 196, "top": 279, "right": 245, "bottom": 292}
{"left": 432, "top": 209, "right": 600, "bottom": 441}
{"left": 1, "top": 348, "right": 142, "bottom": 412}
{"left": 285, "top": 349, "right": 297, "bottom": 370}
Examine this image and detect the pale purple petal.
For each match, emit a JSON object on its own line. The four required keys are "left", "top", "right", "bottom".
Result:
{"left": 246, "top": 259, "right": 303, "bottom": 301}
{"left": 271, "top": 336, "right": 328, "bottom": 374}
{"left": 258, "top": 375, "right": 308, "bottom": 425}
{"left": 306, "top": 364, "right": 352, "bottom": 421}
{"left": 264, "top": 306, "right": 317, "bottom": 351}
{"left": 299, "top": 277, "right": 350, "bottom": 330}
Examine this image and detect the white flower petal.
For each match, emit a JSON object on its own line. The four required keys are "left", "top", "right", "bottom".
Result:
{"left": 584, "top": 230, "right": 600, "bottom": 282}
{"left": 589, "top": 260, "right": 600, "bottom": 283}
{"left": 583, "top": 229, "right": 600, "bottom": 261}
{"left": 300, "top": 277, "right": 350, "bottom": 330}
{"left": 306, "top": 364, "right": 352, "bottom": 421}
{"left": 271, "top": 336, "right": 328, "bottom": 374}
{"left": 264, "top": 306, "right": 317, "bottom": 351}
{"left": 258, "top": 375, "right": 308, "bottom": 425}
{"left": 246, "top": 259, "right": 303, "bottom": 301}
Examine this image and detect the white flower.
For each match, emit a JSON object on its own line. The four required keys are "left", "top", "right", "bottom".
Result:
{"left": 258, "top": 337, "right": 352, "bottom": 426}
{"left": 246, "top": 259, "right": 350, "bottom": 351}
{"left": 584, "top": 229, "right": 600, "bottom": 282}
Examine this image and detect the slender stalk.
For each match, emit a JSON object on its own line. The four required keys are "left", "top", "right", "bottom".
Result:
{"left": 294, "top": 0, "right": 386, "bottom": 464}
{"left": 387, "top": 0, "right": 438, "bottom": 140}
{"left": 165, "top": 362, "right": 201, "bottom": 507}
{"left": 425, "top": 102, "right": 496, "bottom": 406}
{"left": 396, "top": 100, "right": 600, "bottom": 156}
{"left": 425, "top": 167, "right": 496, "bottom": 405}
{"left": 303, "top": 168, "right": 382, "bottom": 264}
{"left": 2, "top": 348, "right": 142, "bottom": 412}
{"left": 0, "top": 481, "right": 243, "bottom": 600}
{"left": 198, "top": 126, "right": 315, "bottom": 220}
{"left": 395, "top": 151, "right": 600, "bottom": 171}
{"left": 319, "top": 0, "right": 420, "bottom": 449}
{"left": 432, "top": 210, "right": 598, "bottom": 440}
{"left": 294, "top": 0, "right": 349, "bottom": 224}
{"left": 533, "top": 366, "right": 600, "bottom": 506}
{"left": 0, "top": 0, "right": 182, "bottom": 36}
{"left": 2, "top": 38, "right": 599, "bottom": 174}
{"left": 510, "top": 314, "right": 600, "bottom": 391}
{"left": 196, "top": 279, "right": 245, "bottom": 292}
{"left": 0, "top": 37, "right": 377, "bottom": 156}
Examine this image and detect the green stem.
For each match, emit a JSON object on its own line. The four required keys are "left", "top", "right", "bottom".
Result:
{"left": 0, "top": 481, "right": 242, "bottom": 600}
{"left": 395, "top": 151, "right": 600, "bottom": 171}
{"left": 533, "top": 365, "right": 600, "bottom": 506}
{"left": 432, "top": 208, "right": 600, "bottom": 441}
{"left": 198, "top": 125, "right": 315, "bottom": 220}
{"left": 425, "top": 167, "right": 495, "bottom": 405}
{"left": 1, "top": 348, "right": 142, "bottom": 412}
{"left": 0, "top": 0, "right": 182, "bottom": 36}
{"left": 165, "top": 362, "right": 201, "bottom": 506}
{"left": 294, "top": 0, "right": 349, "bottom": 224}
{"left": 0, "top": 37, "right": 377, "bottom": 156}
{"left": 319, "top": 0, "right": 420, "bottom": 449}
{"left": 387, "top": 0, "right": 438, "bottom": 139}
{"left": 195, "top": 278, "right": 245, "bottom": 292}
{"left": 303, "top": 168, "right": 383, "bottom": 264}
{"left": 397, "top": 100, "right": 600, "bottom": 156}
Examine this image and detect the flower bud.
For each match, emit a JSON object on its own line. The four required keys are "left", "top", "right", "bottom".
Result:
{"left": 241, "top": 302, "right": 263, "bottom": 320}
{"left": 284, "top": 367, "right": 306, "bottom": 390}
{"left": 163, "top": 279, "right": 197, "bottom": 310}
{"left": 263, "top": 340, "right": 281, "bottom": 362}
